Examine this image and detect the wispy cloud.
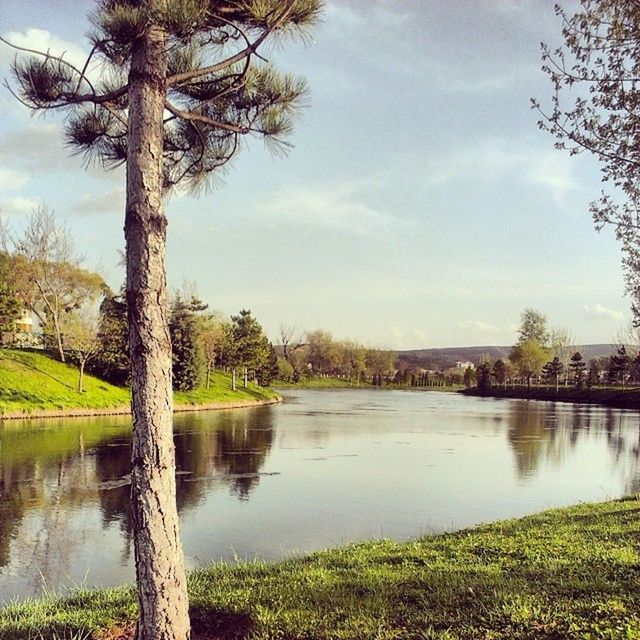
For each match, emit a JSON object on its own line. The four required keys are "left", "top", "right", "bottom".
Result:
{"left": 416, "top": 138, "right": 579, "bottom": 203}
{"left": 0, "top": 167, "right": 28, "bottom": 191}
{"left": 73, "top": 188, "right": 124, "bottom": 215}
{"left": 0, "top": 195, "right": 40, "bottom": 216}
{"left": 261, "top": 183, "right": 397, "bottom": 235}
{"left": 583, "top": 304, "right": 625, "bottom": 322}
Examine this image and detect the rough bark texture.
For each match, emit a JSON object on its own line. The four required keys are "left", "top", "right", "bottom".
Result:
{"left": 125, "top": 18, "right": 190, "bottom": 640}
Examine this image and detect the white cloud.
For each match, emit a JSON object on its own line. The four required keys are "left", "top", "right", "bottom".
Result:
{"left": 417, "top": 138, "right": 579, "bottom": 202}
{"left": 261, "top": 183, "right": 396, "bottom": 235}
{"left": 0, "top": 28, "right": 94, "bottom": 81}
{"left": 0, "top": 195, "right": 40, "bottom": 216}
{"left": 0, "top": 122, "right": 67, "bottom": 172}
{"left": 73, "top": 188, "right": 125, "bottom": 215}
{"left": 0, "top": 167, "right": 28, "bottom": 191}
{"left": 583, "top": 304, "right": 625, "bottom": 322}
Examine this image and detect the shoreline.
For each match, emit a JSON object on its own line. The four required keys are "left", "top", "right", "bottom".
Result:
{"left": 0, "top": 395, "right": 282, "bottom": 421}
{"left": 461, "top": 386, "right": 640, "bottom": 410}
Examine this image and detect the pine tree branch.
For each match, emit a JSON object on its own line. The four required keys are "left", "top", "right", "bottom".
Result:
{"left": 164, "top": 100, "right": 249, "bottom": 133}
{"left": 166, "top": 0, "right": 296, "bottom": 87}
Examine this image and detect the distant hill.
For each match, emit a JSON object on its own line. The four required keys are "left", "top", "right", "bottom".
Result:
{"left": 396, "top": 344, "right": 619, "bottom": 371}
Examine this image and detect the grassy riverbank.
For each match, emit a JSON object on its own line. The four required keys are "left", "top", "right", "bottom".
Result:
{"left": 0, "top": 349, "right": 277, "bottom": 417}
{"left": 1, "top": 496, "right": 638, "bottom": 639}
{"left": 274, "top": 376, "right": 362, "bottom": 389}
{"left": 463, "top": 385, "right": 640, "bottom": 410}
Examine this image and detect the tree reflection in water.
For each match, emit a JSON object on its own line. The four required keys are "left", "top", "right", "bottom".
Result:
{"left": 0, "top": 408, "right": 275, "bottom": 575}
{"left": 506, "top": 400, "right": 640, "bottom": 483}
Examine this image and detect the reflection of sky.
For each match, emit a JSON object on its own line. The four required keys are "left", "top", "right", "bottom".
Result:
{"left": 1, "top": 390, "right": 639, "bottom": 601}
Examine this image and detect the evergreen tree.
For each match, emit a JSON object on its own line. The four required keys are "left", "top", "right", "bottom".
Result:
{"left": 229, "top": 309, "right": 269, "bottom": 388}
{"left": 610, "top": 345, "right": 631, "bottom": 388}
{"left": 491, "top": 359, "right": 507, "bottom": 388}
{"left": 542, "top": 357, "right": 563, "bottom": 392}
{"left": 476, "top": 362, "right": 491, "bottom": 390}
{"left": 169, "top": 295, "right": 206, "bottom": 391}
{"left": 4, "top": 2, "right": 322, "bottom": 635}
{"left": 91, "top": 293, "right": 129, "bottom": 385}
{"left": 568, "top": 352, "right": 586, "bottom": 389}
{"left": 0, "top": 253, "right": 21, "bottom": 333}
{"left": 257, "top": 341, "right": 279, "bottom": 386}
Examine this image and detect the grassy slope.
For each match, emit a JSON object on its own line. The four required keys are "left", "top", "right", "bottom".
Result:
{"left": 0, "top": 349, "right": 276, "bottom": 415}
{"left": 0, "top": 349, "right": 130, "bottom": 413}
{"left": 1, "top": 497, "right": 638, "bottom": 639}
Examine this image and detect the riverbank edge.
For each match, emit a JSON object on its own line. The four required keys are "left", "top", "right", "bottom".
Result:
{"left": 461, "top": 385, "right": 640, "bottom": 410}
{"left": 0, "top": 395, "right": 282, "bottom": 421}
{"left": 1, "top": 495, "right": 638, "bottom": 639}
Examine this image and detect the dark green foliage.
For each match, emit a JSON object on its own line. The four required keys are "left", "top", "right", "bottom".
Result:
{"left": 569, "top": 351, "right": 586, "bottom": 389}
{"left": 90, "top": 294, "right": 129, "bottom": 386}
{"left": 542, "top": 357, "right": 563, "bottom": 390}
{"left": 476, "top": 362, "right": 491, "bottom": 390}
{"left": 257, "top": 342, "right": 278, "bottom": 386}
{"left": 169, "top": 295, "right": 206, "bottom": 392}
{"left": 228, "top": 309, "right": 268, "bottom": 377}
{"left": 7, "top": 0, "right": 322, "bottom": 192}
{"left": 609, "top": 345, "right": 631, "bottom": 386}
{"left": 491, "top": 359, "right": 506, "bottom": 386}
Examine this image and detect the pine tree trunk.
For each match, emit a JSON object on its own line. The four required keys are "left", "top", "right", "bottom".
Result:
{"left": 125, "top": 18, "right": 190, "bottom": 640}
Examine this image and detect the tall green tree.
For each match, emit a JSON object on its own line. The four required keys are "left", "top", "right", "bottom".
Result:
{"left": 229, "top": 309, "right": 269, "bottom": 388}
{"left": 542, "top": 357, "right": 563, "bottom": 393}
{"left": 3, "top": 2, "right": 321, "bottom": 637}
{"left": 610, "top": 345, "right": 631, "bottom": 388}
{"left": 569, "top": 352, "right": 587, "bottom": 389}
{"left": 512, "top": 339, "right": 549, "bottom": 392}
{"left": 91, "top": 293, "right": 129, "bottom": 386}
{"left": 198, "top": 313, "right": 225, "bottom": 389}
{"left": 169, "top": 294, "right": 206, "bottom": 391}
{"left": 517, "top": 308, "right": 549, "bottom": 347}
{"left": 491, "top": 359, "right": 507, "bottom": 389}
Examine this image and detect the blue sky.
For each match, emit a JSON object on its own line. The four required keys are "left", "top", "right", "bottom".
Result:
{"left": 0, "top": 0, "right": 629, "bottom": 348}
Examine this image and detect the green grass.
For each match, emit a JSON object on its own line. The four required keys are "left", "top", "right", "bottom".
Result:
{"left": 175, "top": 371, "right": 279, "bottom": 406}
{"left": 1, "top": 497, "right": 638, "bottom": 639}
{"left": 0, "top": 349, "right": 130, "bottom": 414}
{"left": 0, "top": 349, "right": 277, "bottom": 416}
{"left": 276, "top": 378, "right": 464, "bottom": 392}
{"left": 274, "top": 376, "right": 362, "bottom": 389}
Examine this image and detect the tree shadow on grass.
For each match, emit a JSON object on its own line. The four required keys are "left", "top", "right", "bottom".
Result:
{"left": 87, "top": 609, "right": 252, "bottom": 640}
{"left": 190, "top": 607, "right": 253, "bottom": 640}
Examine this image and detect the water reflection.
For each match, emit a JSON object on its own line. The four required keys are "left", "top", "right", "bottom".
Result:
{"left": 0, "top": 391, "right": 638, "bottom": 601}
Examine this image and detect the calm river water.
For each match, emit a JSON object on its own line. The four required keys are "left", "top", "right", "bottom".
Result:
{"left": 0, "top": 389, "right": 638, "bottom": 601}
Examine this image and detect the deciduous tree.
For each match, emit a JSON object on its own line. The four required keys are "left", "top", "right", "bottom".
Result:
{"left": 62, "top": 308, "right": 100, "bottom": 392}
{"left": 8, "top": 208, "right": 107, "bottom": 362}
{"left": 536, "top": 2, "right": 640, "bottom": 324}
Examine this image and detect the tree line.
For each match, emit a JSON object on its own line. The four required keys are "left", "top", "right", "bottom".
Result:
{"left": 0, "top": 208, "right": 278, "bottom": 393}
{"left": 472, "top": 308, "right": 640, "bottom": 392}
